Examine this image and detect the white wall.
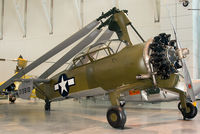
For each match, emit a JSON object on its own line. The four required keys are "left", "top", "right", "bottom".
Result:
{"left": 193, "top": 0, "right": 200, "bottom": 79}
{"left": 0, "top": 0, "right": 160, "bottom": 82}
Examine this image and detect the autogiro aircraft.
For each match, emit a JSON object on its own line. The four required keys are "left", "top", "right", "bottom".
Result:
{"left": 0, "top": 7, "right": 198, "bottom": 129}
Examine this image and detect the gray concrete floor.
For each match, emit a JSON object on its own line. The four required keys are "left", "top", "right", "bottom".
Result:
{"left": 0, "top": 99, "right": 200, "bottom": 134}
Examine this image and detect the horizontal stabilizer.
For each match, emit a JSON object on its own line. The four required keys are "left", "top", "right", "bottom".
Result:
{"left": 18, "top": 80, "right": 33, "bottom": 100}
{"left": 17, "top": 79, "right": 49, "bottom": 100}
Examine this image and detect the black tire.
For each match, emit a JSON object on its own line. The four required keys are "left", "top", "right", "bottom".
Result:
{"left": 106, "top": 106, "right": 126, "bottom": 129}
{"left": 181, "top": 102, "right": 198, "bottom": 119}
{"left": 45, "top": 103, "right": 50, "bottom": 111}
{"left": 9, "top": 96, "right": 16, "bottom": 103}
{"left": 10, "top": 98, "right": 16, "bottom": 103}
{"left": 178, "top": 102, "right": 181, "bottom": 111}
{"left": 183, "top": 1, "right": 189, "bottom": 7}
{"left": 45, "top": 99, "right": 51, "bottom": 111}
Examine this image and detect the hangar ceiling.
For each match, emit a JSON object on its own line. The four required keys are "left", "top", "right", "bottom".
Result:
{"left": 0, "top": 0, "right": 161, "bottom": 40}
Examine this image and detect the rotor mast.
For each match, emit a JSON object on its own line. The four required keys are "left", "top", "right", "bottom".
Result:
{"left": 97, "top": 7, "right": 144, "bottom": 45}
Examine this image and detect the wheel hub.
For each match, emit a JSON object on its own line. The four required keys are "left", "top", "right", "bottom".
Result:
{"left": 110, "top": 113, "right": 118, "bottom": 122}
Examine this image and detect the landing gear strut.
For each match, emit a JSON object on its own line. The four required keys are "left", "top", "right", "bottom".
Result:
{"left": 45, "top": 99, "right": 51, "bottom": 111}
{"left": 120, "top": 100, "right": 126, "bottom": 107}
{"left": 106, "top": 106, "right": 126, "bottom": 129}
{"left": 107, "top": 91, "right": 127, "bottom": 129}
{"left": 178, "top": 102, "right": 198, "bottom": 119}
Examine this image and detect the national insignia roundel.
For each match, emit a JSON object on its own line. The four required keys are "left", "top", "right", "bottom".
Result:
{"left": 54, "top": 74, "right": 75, "bottom": 97}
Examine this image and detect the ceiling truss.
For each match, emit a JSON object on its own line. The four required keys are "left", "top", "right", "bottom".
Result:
{"left": 12, "top": 0, "right": 27, "bottom": 38}
{"left": 0, "top": 0, "right": 4, "bottom": 40}
{"left": 0, "top": 0, "right": 162, "bottom": 39}
{"left": 41, "top": 0, "right": 53, "bottom": 35}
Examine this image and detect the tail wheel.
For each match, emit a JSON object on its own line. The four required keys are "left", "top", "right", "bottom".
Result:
{"left": 178, "top": 102, "right": 198, "bottom": 119}
{"left": 45, "top": 99, "right": 51, "bottom": 111}
{"left": 106, "top": 106, "right": 126, "bottom": 129}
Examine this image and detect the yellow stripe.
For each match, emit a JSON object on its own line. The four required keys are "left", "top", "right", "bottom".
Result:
{"left": 192, "top": 101, "right": 197, "bottom": 107}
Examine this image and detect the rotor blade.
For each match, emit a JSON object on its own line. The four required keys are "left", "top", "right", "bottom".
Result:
{"left": 182, "top": 60, "right": 196, "bottom": 102}
{"left": 89, "top": 29, "right": 114, "bottom": 48}
{"left": 39, "top": 28, "right": 102, "bottom": 79}
{"left": 167, "top": 6, "right": 196, "bottom": 102}
{"left": 0, "top": 20, "right": 99, "bottom": 91}
{"left": 166, "top": 6, "right": 182, "bottom": 49}
{"left": 93, "top": 29, "right": 114, "bottom": 45}
{"left": 0, "top": 58, "right": 6, "bottom": 61}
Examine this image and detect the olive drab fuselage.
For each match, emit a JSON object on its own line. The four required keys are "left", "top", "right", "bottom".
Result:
{"left": 36, "top": 43, "right": 179, "bottom": 100}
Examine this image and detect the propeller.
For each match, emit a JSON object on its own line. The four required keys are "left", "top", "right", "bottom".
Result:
{"left": 0, "top": 57, "right": 70, "bottom": 65}
{"left": 167, "top": 7, "right": 196, "bottom": 103}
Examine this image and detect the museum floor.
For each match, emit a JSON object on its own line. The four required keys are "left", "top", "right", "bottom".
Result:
{"left": 0, "top": 98, "right": 200, "bottom": 134}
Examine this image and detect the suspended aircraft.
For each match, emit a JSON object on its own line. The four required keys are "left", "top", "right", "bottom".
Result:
{"left": 0, "top": 55, "right": 37, "bottom": 103}
{"left": 179, "top": 0, "right": 190, "bottom": 7}
{"left": 0, "top": 7, "right": 198, "bottom": 129}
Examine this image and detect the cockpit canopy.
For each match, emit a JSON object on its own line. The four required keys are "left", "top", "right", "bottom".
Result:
{"left": 68, "top": 39, "right": 127, "bottom": 69}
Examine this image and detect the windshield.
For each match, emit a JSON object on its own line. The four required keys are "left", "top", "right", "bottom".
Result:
{"left": 67, "top": 39, "right": 127, "bottom": 69}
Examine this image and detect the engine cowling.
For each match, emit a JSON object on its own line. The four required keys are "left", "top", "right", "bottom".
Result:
{"left": 149, "top": 33, "right": 182, "bottom": 80}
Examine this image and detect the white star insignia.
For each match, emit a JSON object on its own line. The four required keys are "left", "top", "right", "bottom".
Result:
{"left": 54, "top": 75, "right": 75, "bottom": 95}
{"left": 59, "top": 77, "right": 68, "bottom": 94}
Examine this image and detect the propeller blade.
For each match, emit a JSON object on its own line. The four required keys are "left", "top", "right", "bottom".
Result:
{"left": 0, "top": 58, "right": 6, "bottom": 61}
{"left": 167, "top": 7, "right": 196, "bottom": 102}
{"left": 0, "top": 58, "right": 17, "bottom": 62}
{"left": 182, "top": 60, "right": 196, "bottom": 102}
{"left": 0, "top": 20, "right": 99, "bottom": 91}
{"left": 39, "top": 28, "right": 102, "bottom": 79}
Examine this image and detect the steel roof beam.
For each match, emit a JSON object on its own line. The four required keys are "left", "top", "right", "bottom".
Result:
{"left": 41, "top": 0, "right": 53, "bottom": 34}
{"left": 0, "top": 0, "right": 4, "bottom": 40}
{"left": 12, "top": 0, "right": 27, "bottom": 38}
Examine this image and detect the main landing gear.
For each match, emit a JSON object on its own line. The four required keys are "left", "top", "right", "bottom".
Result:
{"left": 9, "top": 94, "right": 16, "bottom": 103}
{"left": 107, "top": 92, "right": 127, "bottom": 129}
{"left": 162, "top": 88, "right": 198, "bottom": 120}
{"left": 178, "top": 102, "right": 198, "bottom": 120}
{"left": 45, "top": 99, "right": 51, "bottom": 111}
{"left": 107, "top": 106, "right": 126, "bottom": 129}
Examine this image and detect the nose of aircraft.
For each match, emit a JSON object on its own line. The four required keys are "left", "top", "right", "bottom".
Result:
{"left": 149, "top": 33, "right": 182, "bottom": 80}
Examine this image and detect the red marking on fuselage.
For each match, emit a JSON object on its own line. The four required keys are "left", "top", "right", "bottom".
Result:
{"left": 129, "top": 90, "right": 140, "bottom": 96}
{"left": 188, "top": 84, "right": 192, "bottom": 89}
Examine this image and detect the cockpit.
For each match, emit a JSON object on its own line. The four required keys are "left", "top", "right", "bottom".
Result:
{"left": 67, "top": 39, "right": 128, "bottom": 69}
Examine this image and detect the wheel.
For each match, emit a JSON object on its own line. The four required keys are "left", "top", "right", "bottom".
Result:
{"left": 45, "top": 103, "right": 51, "bottom": 111}
{"left": 179, "top": 102, "right": 198, "bottom": 119}
{"left": 45, "top": 99, "right": 51, "bottom": 111}
{"left": 183, "top": 1, "right": 189, "bottom": 7}
{"left": 178, "top": 102, "right": 181, "bottom": 111}
{"left": 9, "top": 95, "right": 16, "bottom": 103}
{"left": 120, "top": 100, "right": 126, "bottom": 107}
{"left": 106, "top": 106, "right": 126, "bottom": 129}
